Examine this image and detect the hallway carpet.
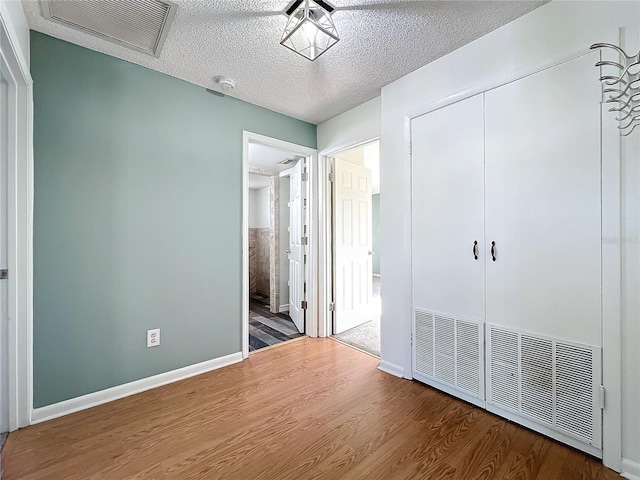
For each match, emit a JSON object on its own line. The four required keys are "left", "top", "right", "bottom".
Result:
{"left": 333, "top": 276, "right": 381, "bottom": 357}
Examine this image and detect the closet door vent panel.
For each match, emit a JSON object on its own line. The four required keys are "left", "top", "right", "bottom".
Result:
{"left": 456, "top": 319, "right": 481, "bottom": 395}
{"left": 414, "top": 309, "right": 484, "bottom": 407}
{"left": 520, "top": 335, "right": 553, "bottom": 425}
{"left": 414, "top": 310, "right": 434, "bottom": 376}
{"left": 489, "top": 328, "right": 519, "bottom": 411}
{"left": 555, "top": 343, "right": 596, "bottom": 441}
{"left": 487, "top": 324, "right": 602, "bottom": 455}
{"left": 434, "top": 315, "right": 455, "bottom": 385}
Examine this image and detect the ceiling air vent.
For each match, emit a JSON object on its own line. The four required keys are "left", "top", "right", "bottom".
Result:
{"left": 278, "top": 156, "right": 304, "bottom": 165}
{"left": 40, "top": 0, "right": 177, "bottom": 57}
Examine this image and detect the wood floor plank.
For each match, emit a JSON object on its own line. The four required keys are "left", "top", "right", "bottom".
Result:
{"left": 2, "top": 338, "right": 621, "bottom": 480}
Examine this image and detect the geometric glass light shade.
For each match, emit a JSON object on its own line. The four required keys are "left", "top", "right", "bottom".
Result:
{"left": 281, "top": 0, "right": 339, "bottom": 61}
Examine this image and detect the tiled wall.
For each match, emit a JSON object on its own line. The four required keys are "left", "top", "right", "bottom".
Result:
{"left": 249, "top": 227, "right": 270, "bottom": 296}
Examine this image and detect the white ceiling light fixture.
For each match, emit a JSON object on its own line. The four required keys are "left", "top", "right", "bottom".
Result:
{"left": 281, "top": 0, "right": 339, "bottom": 61}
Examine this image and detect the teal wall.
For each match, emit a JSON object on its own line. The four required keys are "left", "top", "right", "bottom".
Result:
{"left": 372, "top": 194, "right": 380, "bottom": 275}
{"left": 31, "top": 32, "right": 317, "bottom": 408}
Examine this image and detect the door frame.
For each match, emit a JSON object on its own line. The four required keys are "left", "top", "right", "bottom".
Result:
{"left": 242, "top": 132, "right": 317, "bottom": 358}
{"left": 0, "top": 10, "right": 34, "bottom": 430}
{"left": 317, "top": 137, "right": 379, "bottom": 339}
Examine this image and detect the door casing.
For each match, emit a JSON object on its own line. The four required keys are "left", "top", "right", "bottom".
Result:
{"left": 242, "top": 132, "right": 317, "bottom": 358}
{"left": 317, "top": 138, "right": 379, "bottom": 339}
{"left": 0, "top": 8, "right": 34, "bottom": 430}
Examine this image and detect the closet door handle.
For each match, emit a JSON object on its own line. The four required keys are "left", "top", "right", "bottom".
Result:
{"left": 472, "top": 241, "right": 478, "bottom": 260}
{"left": 491, "top": 241, "right": 497, "bottom": 262}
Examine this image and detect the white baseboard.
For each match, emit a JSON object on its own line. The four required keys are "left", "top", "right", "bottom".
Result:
{"left": 622, "top": 459, "right": 640, "bottom": 480}
{"left": 378, "top": 360, "right": 404, "bottom": 378}
{"left": 30, "top": 351, "right": 243, "bottom": 425}
{"left": 279, "top": 304, "right": 289, "bottom": 313}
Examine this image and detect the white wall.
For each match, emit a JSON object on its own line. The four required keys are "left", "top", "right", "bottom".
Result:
{"left": 379, "top": 0, "right": 639, "bottom": 470}
{"left": 0, "top": 1, "right": 29, "bottom": 66}
{"left": 317, "top": 96, "right": 381, "bottom": 153}
{"left": 279, "top": 176, "right": 290, "bottom": 310}
{"left": 249, "top": 187, "right": 270, "bottom": 229}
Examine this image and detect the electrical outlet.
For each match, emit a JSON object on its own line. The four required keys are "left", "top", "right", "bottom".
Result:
{"left": 147, "top": 328, "right": 160, "bottom": 348}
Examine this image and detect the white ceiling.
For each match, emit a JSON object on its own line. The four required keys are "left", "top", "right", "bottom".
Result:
{"left": 249, "top": 143, "right": 304, "bottom": 172}
{"left": 248, "top": 173, "right": 271, "bottom": 190}
{"left": 22, "top": 1, "right": 546, "bottom": 124}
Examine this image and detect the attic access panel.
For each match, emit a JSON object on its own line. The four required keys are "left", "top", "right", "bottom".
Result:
{"left": 40, "top": 0, "right": 177, "bottom": 57}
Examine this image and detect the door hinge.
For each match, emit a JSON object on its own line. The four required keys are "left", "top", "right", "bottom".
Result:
{"left": 301, "top": 236, "right": 308, "bottom": 245}
{"left": 301, "top": 300, "right": 308, "bottom": 310}
{"left": 329, "top": 302, "right": 335, "bottom": 312}
{"left": 328, "top": 172, "right": 334, "bottom": 182}
{"left": 301, "top": 171, "right": 308, "bottom": 182}
{"left": 0, "top": 269, "right": 7, "bottom": 280}
{"left": 599, "top": 386, "right": 606, "bottom": 409}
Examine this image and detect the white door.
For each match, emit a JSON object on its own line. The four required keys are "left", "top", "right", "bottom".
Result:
{"left": 484, "top": 53, "right": 602, "bottom": 347}
{"left": 411, "top": 94, "right": 485, "bottom": 321}
{"left": 288, "top": 159, "right": 306, "bottom": 333}
{"left": 0, "top": 72, "right": 9, "bottom": 433}
{"left": 410, "top": 94, "right": 486, "bottom": 407}
{"left": 333, "top": 157, "right": 373, "bottom": 334}
{"left": 484, "top": 53, "right": 603, "bottom": 453}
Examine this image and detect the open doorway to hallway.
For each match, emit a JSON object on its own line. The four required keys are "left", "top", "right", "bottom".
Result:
{"left": 330, "top": 140, "right": 381, "bottom": 357}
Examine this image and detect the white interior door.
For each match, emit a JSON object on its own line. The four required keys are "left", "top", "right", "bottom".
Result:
{"left": 410, "top": 94, "right": 486, "bottom": 407}
{"left": 288, "top": 159, "right": 305, "bottom": 333}
{"left": 484, "top": 53, "right": 602, "bottom": 347}
{"left": 333, "top": 157, "right": 373, "bottom": 334}
{"left": 0, "top": 71, "right": 9, "bottom": 433}
{"left": 411, "top": 94, "right": 485, "bottom": 321}
{"left": 484, "top": 53, "right": 603, "bottom": 453}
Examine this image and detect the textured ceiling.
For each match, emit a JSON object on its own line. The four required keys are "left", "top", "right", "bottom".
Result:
{"left": 23, "top": 0, "right": 546, "bottom": 124}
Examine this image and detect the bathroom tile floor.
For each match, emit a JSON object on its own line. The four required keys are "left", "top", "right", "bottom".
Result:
{"left": 249, "top": 297, "right": 304, "bottom": 352}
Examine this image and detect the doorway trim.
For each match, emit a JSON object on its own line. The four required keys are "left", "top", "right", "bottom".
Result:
{"left": 0, "top": 10, "right": 34, "bottom": 430}
{"left": 242, "top": 132, "right": 317, "bottom": 358}
{"left": 317, "top": 137, "right": 379, "bottom": 340}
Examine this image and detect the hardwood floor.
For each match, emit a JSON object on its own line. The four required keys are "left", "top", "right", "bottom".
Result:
{"left": 3, "top": 338, "right": 619, "bottom": 479}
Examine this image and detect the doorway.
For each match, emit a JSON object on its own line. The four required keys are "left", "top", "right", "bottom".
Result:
{"left": 242, "top": 133, "right": 317, "bottom": 356}
{"left": 248, "top": 169, "right": 303, "bottom": 351}
{"left": 328, "top": 140, "right": 381, "bottom": 357}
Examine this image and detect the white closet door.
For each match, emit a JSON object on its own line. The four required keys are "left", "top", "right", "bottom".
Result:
{"left": 411, "top": 94, "right": 485, "bottom": 320}
{"left": 484, "top": 53, "right": 601, "bottom": 348}
{"left": 411, "top": 94, "right": 485, "bottom": 406}
{"left": 484, "top": 53, "right": 602, "bottom": 455}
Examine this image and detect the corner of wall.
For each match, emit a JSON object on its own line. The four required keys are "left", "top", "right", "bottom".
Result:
{"left": 317, "top": 96, "right": 381, "bottom": 153}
